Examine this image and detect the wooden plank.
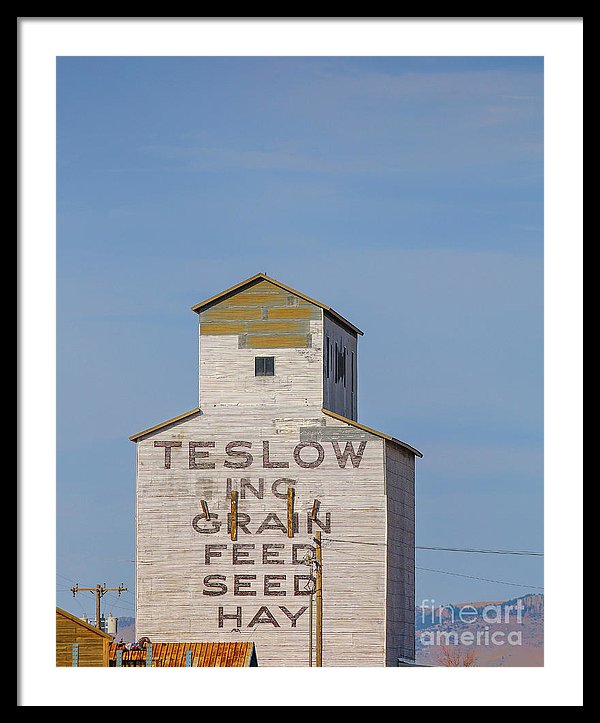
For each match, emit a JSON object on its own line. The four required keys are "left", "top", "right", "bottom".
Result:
{"left": 242, "top": 280, "right": 289, "bottom": 293}
{"left": 267, "top": 307, "right": 319, "bottom": 320}
{"left": 246, "top": 320, "right": 307, "bottom": 334}
{"left": 300, "top": 426, "right": 373, "bottom": 442}
{"left": 245, "top": 333, "right": 310, "bottom": 349}
{"left": 200, "top": 322, "right": 246, "bottom": 336}
{"left": 56, "top": 609, "right": 112, "bottom": 667}
{"left": 197, "top": 321, "right": 322, "bottom": 409}
{"left": 191, "top": 273, "right": 363, "bottom": 336}
{"left": 202, "top": 307, "right": 263, "bottom": 321}
{"left": 385, "top": 440, "right": 417, "bottom": 665}
{"left": 211, "top": 292, "right": 295, "bottom": 307}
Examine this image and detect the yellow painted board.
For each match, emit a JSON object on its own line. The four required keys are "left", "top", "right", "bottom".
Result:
{"left": 245, "top": 333, "right": 309, "bottom": 348}
{"left": 201, "top": 307, "right": 262, "bottom": 321}
{"left": 246, "top": 320, "right": 307, "bottom": 334}
{"left": 190, "top": 272, "right": 364, "bottom": 335}
{"left": 267, "top": 306, "right": 319, "bottom": 320}
{"left": 223, "top": 292, "right": 291, "bottom": 305}
{"left": 200, "top": 321, "right": 246, "bottom": 335}
{"left": 242, "top": 280, "right": 284, "bottom": 293}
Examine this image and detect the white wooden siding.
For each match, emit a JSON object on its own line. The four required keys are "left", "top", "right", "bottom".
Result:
{"left": 134, "top": 279, "right": 417, "bottom": 667}
{"left": 199, "top": 321, "right": 323, "bottom": 412}
{"left": 136, "top": 410, "right": 392, "bottom": 666}
{"left": 385, "top": 440, "right": 416, "bottom": 664}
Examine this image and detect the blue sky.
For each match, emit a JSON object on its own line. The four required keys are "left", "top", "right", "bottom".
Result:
{"left": 56, "top": 56, "right": 543, "bottom": 619}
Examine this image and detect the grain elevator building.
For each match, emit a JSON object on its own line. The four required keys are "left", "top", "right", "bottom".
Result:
{"left": 130, "top": 273, "right": 422, "bottom": 666}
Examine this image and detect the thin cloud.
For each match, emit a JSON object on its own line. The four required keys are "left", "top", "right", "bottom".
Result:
{"left": 140, "top": 67, "right": 542, "bottom": 175}
{"left": 141, "top": 143, "right": 339, "bottom": 173}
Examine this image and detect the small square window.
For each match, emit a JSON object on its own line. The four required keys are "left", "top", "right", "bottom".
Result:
{"left": 255, "top": 356, "right": 275, "bottom": 376}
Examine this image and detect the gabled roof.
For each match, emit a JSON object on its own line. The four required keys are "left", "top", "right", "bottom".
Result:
{"left": 129, "top": 406, "right": 423, "bottom": 458}
{"left": 108, "top": 642, "right": 257, "bottom": 667}
{"left": 56, "top": 607, "right": 114, "bottom": 639}
{"left": 191, "top": 272, "right": 364, "bottom": 336}
{"left": 129, "top": 407, "right": 201, "bottom": 442}
{"left": 322, "top": 408, "right": 423, "bottom": 458}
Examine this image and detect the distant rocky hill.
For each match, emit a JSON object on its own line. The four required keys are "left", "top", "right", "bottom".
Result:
{"left": 113, "top": 616, "right": 135, "bottom": 643}
{"left": 416, "top": 593, "right": 544, "bottom": 666}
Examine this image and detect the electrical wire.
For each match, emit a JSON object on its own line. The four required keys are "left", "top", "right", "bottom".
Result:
{"left": 417, "top": 546, "right": 543, "bottom": 556}
{"left": 324, "top": 539, "right": 543, "bottom": 556}
{"left": 58, "top": 534, "right": 544, "bottom": 610}
{"left": 416, "top": 566, "right": 543, "bottom": 590}
{"left": 102, "top": 600, "right": 136, "bottom": 615}
{"left": 321, "top": 539, "right": 543, "bottom": 590}
{"left": 57, "top": 571, "right": 134, "bottom": 620}
{"left": 104, "top": 592, "right": 135, "bottom": 611}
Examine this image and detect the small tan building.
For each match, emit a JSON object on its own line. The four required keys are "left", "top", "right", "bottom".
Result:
{"left": 56, "top": 607, "right": 113, "bottom": 667}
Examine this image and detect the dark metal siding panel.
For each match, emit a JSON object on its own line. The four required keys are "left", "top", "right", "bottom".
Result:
{"left": 322, "top": 313, "right": 358, "bottom": 421}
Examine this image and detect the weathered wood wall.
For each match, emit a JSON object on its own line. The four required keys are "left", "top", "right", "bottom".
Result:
{"left": 134, "top": 277, "right": 417, "bottom": 666}
{"left": 385, "top": 441, "right": 416, "bottom": 664}
{"left": 199, "top": 280, "right": 323, "bottom": 411}
{"left": 136, "top": 412, "right": 391, "bottom": 666}
{"left": 56, "top": 609, "right": 111, "bottom": 667}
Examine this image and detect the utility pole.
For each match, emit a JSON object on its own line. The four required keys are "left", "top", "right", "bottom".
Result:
{"left": 70, "top": 583, "right": 127, "bottom": 630}
{"left": 309, "top": 587, "right": 314, "bottom": 667}
{"left": 315, "top": 531, "right": 323, "bottom": 667}
{"left": 302, "top": 550, "right": 316, "bottom": 667}
{"left": 307, "top": 498, "right": 320, "bottom": 668}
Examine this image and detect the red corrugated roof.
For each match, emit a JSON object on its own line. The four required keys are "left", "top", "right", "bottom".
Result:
{"left": 109, "top": 642, "right": 256, "bottom": 667}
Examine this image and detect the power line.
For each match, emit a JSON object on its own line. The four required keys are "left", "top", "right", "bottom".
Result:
{"left": 324, "top": 538, "right": 383, "bottom": 547}
{"left": 102, "top": 600, "right": 135, "bottom": 614}
{"left": 104, "top": 593, "right": 134, "bottom": 607}
{"left": 321, "top": 539, "right": 543, "bottom": 590}
{"left": 58, "top": 571, "right": 132, "bottom": 596}
{"left": 103, "top": 593, "right": 135, "bottom": 612}
{"left": 70, "top": 583, "right": 128, "bottom": 630}
{"left": 417, "top": 546, "right": 543, "bottom": 556}
{"left": 69, "top": 591, "right": 90, "bottom": 617}
{"left": 416, "top": 566, "right": 544, "bottom": 590}
{"left": 58, "top": 590, "right": 133, "bottom": 615}
{"left": 325, "top": 539, "right": 543, "bottom": 557}
{"left": 106, "top": 593, "right": 133, "bottom": 607}
{"left": 62, "top": 544, "right": 546, "bottom": 557}
{"left": 57, "top": 571, "right": 135, "bottom": 621}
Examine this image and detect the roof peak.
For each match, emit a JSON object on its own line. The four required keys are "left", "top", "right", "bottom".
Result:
{"left": 191, "top": 272, "right": 363, "bottom": 336}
